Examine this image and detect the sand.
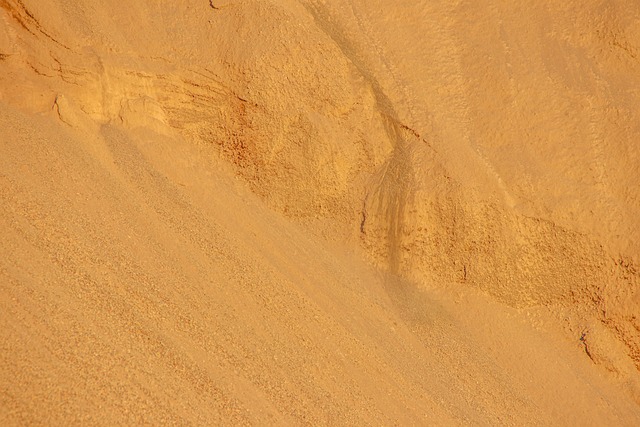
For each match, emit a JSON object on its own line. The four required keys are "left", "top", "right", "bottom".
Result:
{"left": 1, "top": 0, "right": 639, "bottom": 424}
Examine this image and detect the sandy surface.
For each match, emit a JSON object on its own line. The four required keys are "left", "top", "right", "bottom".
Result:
{"left": 1, "top": 0, "right": 640, "bottom": 424}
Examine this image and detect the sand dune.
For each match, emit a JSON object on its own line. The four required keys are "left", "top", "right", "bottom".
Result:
{"left": 1, "top": 0, "right": 640, "bottom": 424}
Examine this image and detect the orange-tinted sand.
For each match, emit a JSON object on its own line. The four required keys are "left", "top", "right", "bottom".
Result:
{"left": 1, "top": 1, "right": 639, "bottom": 424}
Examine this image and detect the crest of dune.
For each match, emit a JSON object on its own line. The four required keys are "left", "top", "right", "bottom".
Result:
{"left": 1, "top": 0, "right": 640, "bottom": 424}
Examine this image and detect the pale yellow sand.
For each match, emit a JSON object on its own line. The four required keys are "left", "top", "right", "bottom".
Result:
{"left": 1, "top": 0, "right": 639, "bottom": 424}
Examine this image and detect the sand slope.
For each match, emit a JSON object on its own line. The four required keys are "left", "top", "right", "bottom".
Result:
{"left": 1, "top": 0, "right": 639, "bottom": 424}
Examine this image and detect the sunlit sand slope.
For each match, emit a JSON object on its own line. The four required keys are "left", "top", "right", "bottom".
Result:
{"left": 1, "top": 0, "right": 639, "bottom": 424}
